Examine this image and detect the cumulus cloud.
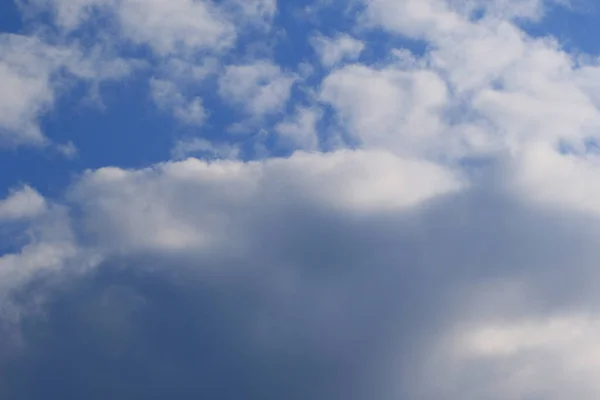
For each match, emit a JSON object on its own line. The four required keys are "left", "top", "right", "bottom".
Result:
{"left": 0, "top": 35, "right": 57, "bottom": 146}
{"left": 311, "top": 33, "right": 365, "bottom": 68}
{"left": 320, "top": 64, "right": 448, "bottom": 156}
{"left": 218, "top": 60, "right": 297, "bottom": 119}
{"left": 0, "top": 33, "right": 139, "bottom": 147}
{"left": 4, "top": 158, "right": 600, "bottom": 399}
{"left": 225, "top": 0, "right": 278, "bottom": 27}
{"left": 323, "top": 0, "right": 600, "bottom": 214}
{"left": 0, "top": 186, "right": 46, "bottom": 221}
{"left": 150, "top": 78, "right": 207, "bottom": 126}
{"left": 5, "top": 0, "right": 600, "bottom": 399}
{"left": 27, "top": 0, "right": 236, "bottom": 55}
{"left": 67, "top": 150, "right": 463, "bottom": 255}
{"left": 114, "top": 0, "right": 235, "bottom": 56}
{"left": 274, "top": 107, "right": 321, "bottom": 150}
{"left": 0, "top": 195, "right": 91, "bottom": 329}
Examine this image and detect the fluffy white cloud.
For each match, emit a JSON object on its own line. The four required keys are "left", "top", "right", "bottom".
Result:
{"left": 0, "top": 186, "right": 46, "bottom": 221}
{"left": 29, "top": 0, "right": 236, "bottom": 56}
{"left": 360, "top": 0, "right": 564, "bottom": 38}
{"left": 321, "top": 0, "right": 600, "bottom": 214}
{"left": 150, "top": 78, "right": 206, "bottom": 126}
{"left": 0, "top": 33, "right": 139, "bottom": 147}
{"left": 423, "top": 307, "right": 600, "bottom": 399}
{"left": 275, "top": 107, "right": 321, "bottom": 150}
{"left": 68, "top": 150, "right": 463, "bottom": 254}
{"left": 311, "top": 33, "right": 365, "bottom": 68}
{"left": 115, "top": 0, "right": 235, "bottom": 56}
{"left": 360, "top": 0, "right": 463, "bottom": 39}
{"left": 218, "top": 60, "right": 297, "bottom": 118}
{"left": 0, "top": 197, "right": 93, "bottom": 326}
{"left": 27, "top": 0, "right": 280, "bottom": 57}
{"left": 0, "top": 34, "right": 68, "bottom": 146}
{"left": 320, "top": 64, "right": 448, "bottom": 156}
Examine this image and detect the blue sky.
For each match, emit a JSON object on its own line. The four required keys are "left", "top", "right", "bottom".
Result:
{"left": 0, "top": 0, "right": 433, "bottom": 195}
{"left": 4, "top": 0, "right": 600, "bottom": 399}
{"left": 1, "top": 0, "right": 595, "bottom": 196}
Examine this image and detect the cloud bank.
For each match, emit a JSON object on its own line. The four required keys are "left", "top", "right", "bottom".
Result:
{"left": 2, "top": 0, "right": 600, "bottom": 399}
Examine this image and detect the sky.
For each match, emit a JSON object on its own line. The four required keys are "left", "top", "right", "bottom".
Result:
{"left": 3, "top": 0, "right": 600, "bottom": 398}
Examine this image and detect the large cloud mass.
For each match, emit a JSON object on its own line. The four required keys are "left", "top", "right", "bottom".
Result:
{"left": 2, "top": 0, "right": 600, "bottom": 399}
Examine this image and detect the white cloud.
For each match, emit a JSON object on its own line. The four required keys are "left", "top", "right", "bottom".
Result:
{"left": 115, "top": 0, "right": 235, "bottom": 56}
{"left": 0, "top": 199, "right": 95, "bottom": 325}
{"left": 0, "top": 33, "right": 140, "bottom": 147}
{"left": 275, "top": 107, "right": 321, "bottom": 150}
{"left": 360, "top": 0, "right": 463, "bottom": 39}
{"left": 311, "top": 33, "right": 365, "bottom": 68}
{"left": 225, "top": 0, "right": 278, "bottom": 27}
{"left": 161, "top": 58, "right": 219, "bottom": 83}
{"left": 170, "top": 138, "right": 241, "bottom": 160}
{"left": 29, "top": 0, "right": 236, "bottom": 56}
{"left": 0, "top": 34, "right": 63, "bottom": 146}
{"left": 0, "top": 186, "right": 46, "bottom": 221}
{"left": 219, "top": 60, "right": 297, "bottom": 118}
{"left": 150, "top": 78, "right": 207, "bottom": 126}
{"left": 56, "top": 141, "right": 79, "bottom": 159}
{"left": 27, "top": 0, "right": 280, "bottom": 57}
{"left": 508, "top": 143, "right": 600, "bottom": 216}
{"left": 321, "top": 0, "right": 600, "bottom": 210}
{"left": 423, "top": 312, "right": 600, "bottom": 400}
{"left": 359, "top": 0, "right": 563, "bottom": 39}
{"left": 320, "top": 63, "right": 448, "bottom": 157}
{"left": 475, "top": 0, "right": 567, "bottom": 20}
{"left": 68, "top": 150, "right": 463, "bottom": 254}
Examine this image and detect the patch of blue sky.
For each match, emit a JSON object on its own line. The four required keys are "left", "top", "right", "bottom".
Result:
{"left": 0, "top": 0, "right": 21, "bottom": 34}
{"left": 1, "top": 0, "right": 599, "bottom": 202}
{"left": 0, "top": 72, "right": 170, "bottom": 198}
{"left": 521, "top": 1, "right": 600, "bottom": 55}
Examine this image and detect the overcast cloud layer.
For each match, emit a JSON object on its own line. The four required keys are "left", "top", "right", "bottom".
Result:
{"left": 2, "top": 0, "right": 600, "bottom": 398}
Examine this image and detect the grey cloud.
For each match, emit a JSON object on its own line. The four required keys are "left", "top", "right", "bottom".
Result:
{"left": 3, "top": 173, "right": 600, "bottom": 399}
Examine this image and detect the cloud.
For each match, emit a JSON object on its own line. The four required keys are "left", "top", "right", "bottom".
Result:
{"left": 0, "top": 186, "right": 46, "bottom": 221}
{"left": 3, "top": 161, "right": 600, "bottom": 399}
{"left": 67, "top": 150, "right": 463, "bottom": 255}
{"left": 320, "top": 63, "right": 448, "bottom": 156}
{"left": 274, "top": 107, "right": 321, "bottom": 150}
{"left": 0, "top": 34, "right": 65, "bottom": 146}
{"left": 440, "top": 314, "right": 600, "bottom": 399}
{"left": 5, "top": 0, "right": 600, "bottom": 399}
{"left": 150, "top": 78, "right": 207, "bottom": 126}
{"left": 114, "top": 0, "right": 235, "bottom": 56}
{"left": 28, "top": 0, "right": 236, "bottom": 56}
{"left": 218, "top": 60, "right": 297, "bottom": 119}
{"left": 359, "top": 0, "right": 564, "bottom": 38}
{"left": 311, "top": 33, "right": 365, "bottom": 68}
{"left": 56, "top": 141, "right": 79, "bottom": 159}
{"left": 0, "top": 32, "right": 140, "bottom": 147}
{"left": 170, "top": 138, "right": 241, "bottom": 161}
{"left": 26, "top": 0, "right": 280, "bottom": 57}
{"left": 225, "top": 0, "right": 278, "bottom": 27}
{"left": 0, "top": 198, "right": 90, "bottom": 328}
{"left": 320, "top": 0, "right": 600, "bottom": 217}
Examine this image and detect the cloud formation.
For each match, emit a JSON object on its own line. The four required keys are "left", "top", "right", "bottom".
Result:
{"left": 3, "top": 0, "right": 600, "bottom": 399}
{"left": 0, "top": 186, "right": 46, "bottom": 221}
{"left": 218, "top": 60, "right": 297, "bottom": 119}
